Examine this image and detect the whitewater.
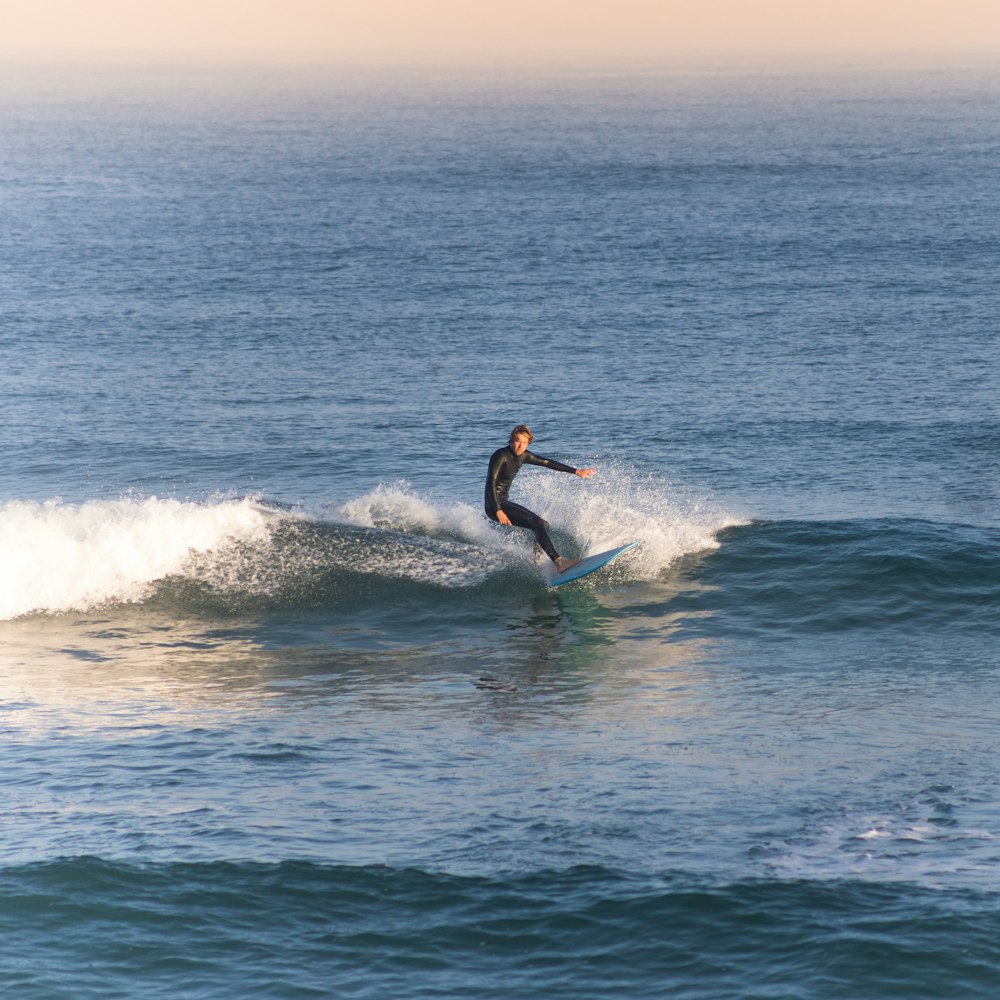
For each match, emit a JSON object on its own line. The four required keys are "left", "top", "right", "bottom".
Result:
{"left": 0, "top": 473, "right": 742, "bottom": 620}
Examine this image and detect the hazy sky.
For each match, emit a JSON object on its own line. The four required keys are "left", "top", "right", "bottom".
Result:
{"left": 3, "top": 0, "right": 999, "bottom": 59}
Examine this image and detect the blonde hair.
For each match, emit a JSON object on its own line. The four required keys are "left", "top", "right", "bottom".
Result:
{"left": 509, "top": 424, "right": 534, "bottom": 445}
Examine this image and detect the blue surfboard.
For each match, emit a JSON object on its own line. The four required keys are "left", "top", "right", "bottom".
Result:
{"left": 548, "top": 541, "right": 640, "bottom": 587}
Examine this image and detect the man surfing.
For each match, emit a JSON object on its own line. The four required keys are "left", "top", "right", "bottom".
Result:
{"left": 485, "top": 424, "right": 596, "bottom": 573}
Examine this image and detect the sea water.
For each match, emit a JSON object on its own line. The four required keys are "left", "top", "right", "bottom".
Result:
{"left": 0, "top": 56, "right": 998, "bottom": 998}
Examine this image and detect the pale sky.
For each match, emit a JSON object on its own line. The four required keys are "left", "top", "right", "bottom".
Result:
{"left": 3, "top": 0, "right": 999, "bottom": 59}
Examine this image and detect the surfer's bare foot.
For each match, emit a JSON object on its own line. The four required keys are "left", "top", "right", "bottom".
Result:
{"left": 554, "top": 556, "right": 580, "bottom": 573}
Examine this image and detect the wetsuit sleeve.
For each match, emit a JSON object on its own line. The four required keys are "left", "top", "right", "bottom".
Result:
{"left": 523, "top": 451, "right": 577, "bottom": 475}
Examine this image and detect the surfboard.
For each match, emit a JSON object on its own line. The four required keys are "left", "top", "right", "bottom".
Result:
{"left": 548, "top": 541, "right": 640, "bottom": 587}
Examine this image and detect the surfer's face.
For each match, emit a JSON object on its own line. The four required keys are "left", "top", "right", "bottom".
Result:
{"left": 511, "top": 434, "right": 530, "bottom": 456}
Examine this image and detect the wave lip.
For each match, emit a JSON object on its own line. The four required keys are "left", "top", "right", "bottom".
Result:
{"left": 0, "top": 497, "right": 272, "bottom": 620}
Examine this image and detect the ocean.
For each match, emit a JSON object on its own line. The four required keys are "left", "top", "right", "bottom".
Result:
{"left": 1, "top": 55, "right": 998, "bottom": 997}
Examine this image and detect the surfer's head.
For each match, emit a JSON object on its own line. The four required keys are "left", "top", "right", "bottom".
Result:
{"left": 509, "top": 424, "right": 533, "bottom": 455}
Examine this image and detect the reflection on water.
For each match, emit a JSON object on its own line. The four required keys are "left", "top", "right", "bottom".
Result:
{"left": 0, "top": 570, "right": 725, "bottom": 869}
{"left": 0, "top": 564, "right": 718, "bottom": 733}
{"left": 6, "top": 564, "right": 992, "bottom": 886}
{"left": 0, "top": 611, "right": 277, "bottom": 736}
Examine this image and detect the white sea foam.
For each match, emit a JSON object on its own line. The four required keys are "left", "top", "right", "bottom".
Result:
{"left": 339, "top": 481, "right": 457, "bottom": 535}
{"left": 0, "top": 497, "right": 273, "bottom": 620}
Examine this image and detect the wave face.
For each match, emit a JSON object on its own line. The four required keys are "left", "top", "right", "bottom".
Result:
{"left": 2, "top": 492, "right": 994, "bottom": 637}
{"left": 670, "top": 518, "right": 1000, "bottom": 638}
{"left": 0, "top": 482, "right": 741, "bottom": 620}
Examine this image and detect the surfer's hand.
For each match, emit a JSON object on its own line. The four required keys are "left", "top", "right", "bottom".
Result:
{"left": 576, "top": 468, "right": 597, "bottom": 478}
{"left": 497, "top": 509, "right": 512, "bottom": 526}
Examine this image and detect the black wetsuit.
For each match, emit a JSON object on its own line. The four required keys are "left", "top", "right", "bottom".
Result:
{"left": 485, "top": 446, "right": 577, "bottom": 562}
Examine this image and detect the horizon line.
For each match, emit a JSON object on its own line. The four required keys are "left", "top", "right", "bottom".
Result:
{"left": 1, "top": 43, "right": 998, "bottom": 67}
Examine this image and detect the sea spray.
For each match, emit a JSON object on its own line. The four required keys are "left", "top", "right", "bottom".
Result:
{"left": 517, "top": 461, "right": 747, "bottom": 579}
{"left": 336, "top": 481, "right": 518, "bottom": 565}
{"left": 334, "top": 473, "right": 742, "bottom": 583}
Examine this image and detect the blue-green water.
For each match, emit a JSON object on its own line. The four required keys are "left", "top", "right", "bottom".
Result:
{"left": 0, "top": 57, "right": 998, "bottom": 997}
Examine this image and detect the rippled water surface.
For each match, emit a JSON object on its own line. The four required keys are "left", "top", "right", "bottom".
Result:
{"left": 1, "top": 57, "right": 998, "bottom": 998}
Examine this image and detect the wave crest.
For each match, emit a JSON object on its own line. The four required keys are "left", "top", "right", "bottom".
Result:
{"left": 0, "top": 476, "right": 739, "bottom": 620}
{"left": 0, "top": 497, "right": 272, "bottom": 620}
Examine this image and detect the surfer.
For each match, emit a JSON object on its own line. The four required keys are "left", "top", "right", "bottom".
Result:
{"left": 485, "top": 424, "right": 596, "bottom": 572}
